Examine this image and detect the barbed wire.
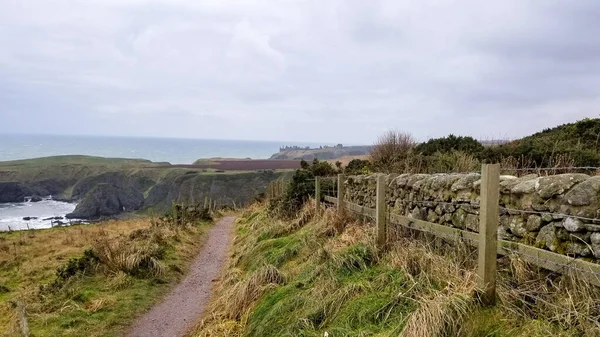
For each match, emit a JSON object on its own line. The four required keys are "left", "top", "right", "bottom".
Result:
{"left": 402, "top": 200, "right": 480, "bottom": 209}
{"left": 501, "top": 166, "right": 600, "bottom": 172}
{"left": 500, "top": 207, "right": 600, "bottom": 223}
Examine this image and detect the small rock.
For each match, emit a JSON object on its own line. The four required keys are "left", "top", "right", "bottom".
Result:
{"left": 498, "top": 226, "right": 514, "bottom": 240}
{"left": 508, "top": 217, "right": 527, "bottom": 237}
{"left": 563, "top": 176, "right": 600, "bottom": 206}
{"left": 409, "top": 207, "right": 426, "bottom": 220}
{"left": 511, "top": 178, "right": 539, "bottom": 194}
{"left": 585, "top": 223, "right": 600, "bottom": 232}
{"left": 450, "top": 173, "right": 481, "bottom": 192}
{"left": 535, "top": 174, "right": 589, "bottom": 199}
{"left": 451, "top": 208, "right": 467, "bottom": 229}
{"left": 465, "top": 214, "right": 478, "bottom": 232}
{"left": 541, "top": 213, "right": 554, "bottom": 223}
{"left": 526, "top": 215, "right": 542, "bottom": 232}
{"left": 566, "top": 242, "right": 591, "bottom": 257}
{"left": 563, "top": 217, "right": 584, "bottom": 232}
{"left": 427, "top": 210, "right": 439, "bottom": 223}
{"left": 536, "top": 224, "right": 558, "bottom": 251}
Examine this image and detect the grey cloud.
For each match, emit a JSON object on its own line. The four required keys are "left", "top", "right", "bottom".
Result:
{"left": 0, "top": 0, "right": 598, "bottom": 143}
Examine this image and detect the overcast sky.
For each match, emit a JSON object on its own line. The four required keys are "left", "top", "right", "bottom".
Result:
{"left": 0, "top": 0, "right": 598, "bottom": 144}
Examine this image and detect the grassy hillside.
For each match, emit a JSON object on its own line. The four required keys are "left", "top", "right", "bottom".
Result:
{"left": 193, "top": 202, "right": 599, "bottom": 337}
{"left": 0, "top": 155, "right": 167, "bottom": 183}
{"left": 482, "top": 118, "right": 600, "bottom": 167}
{"left": 0, "top": 214, "right": 211, "bottom": 337}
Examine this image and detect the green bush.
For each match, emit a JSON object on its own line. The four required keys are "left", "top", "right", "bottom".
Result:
{"left": 415, "top": 134, "right": 484, "bottom": 157}
{"left": 480, "top": 118, "right": 600, "bottom": 167}
{"left": 56, "top": 249, "right": 98, "bottom": 280}
{"left": 272, "top": 159, "right": 338, "bottom": 217}
{"left": 344, "top": 159, "right": 373, "bottom": 175}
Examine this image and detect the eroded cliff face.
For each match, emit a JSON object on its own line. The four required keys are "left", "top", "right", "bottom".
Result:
{"left": 344, "top": 173, "right": 600, "bottom": 259}
{"left": 143, "top": 170, "right": 280, "bottom": 210}
{"left": 64, "top": 170, "right": 285, "bottom": 218}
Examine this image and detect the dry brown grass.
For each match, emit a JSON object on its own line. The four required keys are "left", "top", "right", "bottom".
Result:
{"left": 383, "top": 230, "right": 480, "bottom": 337}
{"left": 0, "top": 216, "right": 208, "bottom": 337}
{"left": 0, "top": 219, "right": 151, "bottom": 335}
{"left": 92, "top": 236, "right": 165, "bottom": 277}
{"left": 497, "top": 256, "right": 600, "bottom": 336}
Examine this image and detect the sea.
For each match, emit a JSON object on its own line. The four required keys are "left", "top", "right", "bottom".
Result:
{"left": 0, "top": 133, "right": 323, "bottom": 231}
{"left": 0, "top": 133, "right": 318, "bottom": 164}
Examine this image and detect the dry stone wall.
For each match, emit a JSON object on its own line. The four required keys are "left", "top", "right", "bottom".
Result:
{"left": 344, "top": 173, "right": 600, "bottom": 259}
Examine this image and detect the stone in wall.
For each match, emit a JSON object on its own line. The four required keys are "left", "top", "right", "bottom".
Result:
{"left": 344, "top": 172, "right": 600, "bottom": 260}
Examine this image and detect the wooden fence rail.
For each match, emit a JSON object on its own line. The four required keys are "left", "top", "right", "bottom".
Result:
{"left": 320, "top": 165, "right": 600, "bottom": 301}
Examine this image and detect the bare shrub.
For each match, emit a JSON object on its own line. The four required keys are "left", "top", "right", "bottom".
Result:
{"left": 425, "top": 150, "right": 481, "bottom": 174}
{"left": 370, "top": 130, "right": 416, "bottom": 173}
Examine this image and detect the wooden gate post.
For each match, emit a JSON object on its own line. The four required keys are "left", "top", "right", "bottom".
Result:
{"left": 337, "top": 174, "right": 346, "bottom": 214}
{"left": 376, "top": 174, "right": 387, "bottom": 248}
{"left": 315, "top": 176, "right": 321, "bottom": 214}
{"left": 478, "top": 163, "right": 500, "bottom": 305}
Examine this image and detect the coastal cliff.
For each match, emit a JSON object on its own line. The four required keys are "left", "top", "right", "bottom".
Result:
{"left": 0, "top": 156, "right": 290, "bottom": 219}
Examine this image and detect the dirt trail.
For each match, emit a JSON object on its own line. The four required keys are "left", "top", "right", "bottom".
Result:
{"left": 126, "top": 216, "right": 236, "bottom": 337}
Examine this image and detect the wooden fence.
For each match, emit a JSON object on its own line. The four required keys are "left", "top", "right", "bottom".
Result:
{"left": 316, "top": 165, "right": 600, "bottom": 304}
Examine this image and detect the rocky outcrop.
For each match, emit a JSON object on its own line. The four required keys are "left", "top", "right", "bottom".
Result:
{"left": 0, "top": 179, "right": 74, "bottom": 203}
{"left": 0, "top": 182, "right": 35, "bottom": 203}
{"left": 70, "top": 171, "right": 154, "bottom": 201}
{"left": 66, "top": 183, "right": 144, "bottom": 219}
{"left": 344, "top": 173, "right": 600, "bottom": 259}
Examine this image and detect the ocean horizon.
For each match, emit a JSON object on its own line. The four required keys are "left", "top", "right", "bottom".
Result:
{"left": 0, "top": 133, "right": 328, "bottom": 164}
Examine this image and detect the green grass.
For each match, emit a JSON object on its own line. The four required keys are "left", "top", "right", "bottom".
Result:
{"left": 0, "top": 217, "right": 211, "bottom": 337}
{"left": 0, "top": 155, "right": 168, "bottom": 170}
{"left": 194, "top": 203, "right": 597, "bottom": 337}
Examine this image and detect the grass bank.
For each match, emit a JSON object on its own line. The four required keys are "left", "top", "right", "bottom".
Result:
{"left": 0, "top": 214, "right": 211, "bottom": 336}
{"left": 193, "top": 201, "right": 600, "bottom": 337}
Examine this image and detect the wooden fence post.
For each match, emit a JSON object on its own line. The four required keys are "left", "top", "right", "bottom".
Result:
{"left": 337, "top": 174, "right": 346, "bottom": 214}
{"left": 478, "top": 163, "right": 500, "bottom": 305}
{"left": 315, "top": 176, "right": 321, "bottom": 214}
{"left": 376, "top": 174, "right": 387, "bottom": 247}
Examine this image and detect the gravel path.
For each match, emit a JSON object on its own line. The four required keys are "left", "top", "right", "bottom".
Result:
{"left": 125, "top": 216, "right": 236, "bottom": 337}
